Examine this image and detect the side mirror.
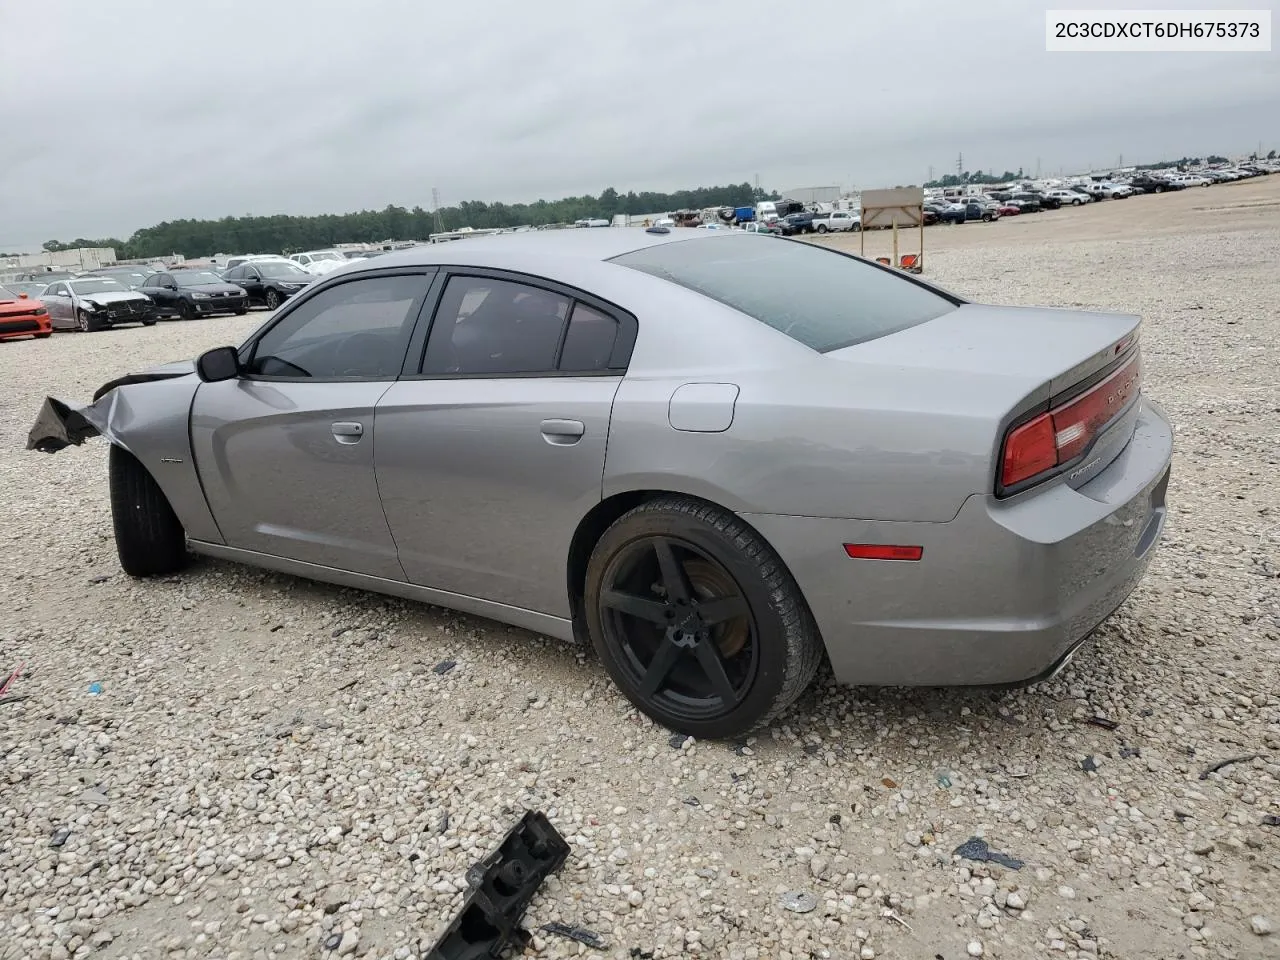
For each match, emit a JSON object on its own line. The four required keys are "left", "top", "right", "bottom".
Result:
{"left": 196, "top": 346, "right": 242, "bottom": 383}
{"left": 165, "top": 283, "right": 178, "bottom": 290}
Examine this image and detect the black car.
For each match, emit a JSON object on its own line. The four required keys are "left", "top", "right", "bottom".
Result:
{"left": 779, "top": 212, "right": 816, "bottom": 235}
{"left": 1128, "top": 175, "right": 1182, "bottom": 193}
{"left": 1024, "top": 192, "right": 1061, "bottom": 210}
{"left": 221, "top": 260, "right": 313, "bottom": 310}
{"left": 925, "top": 202, "right": 966, "bottom": 224}
{"left": 1011, "top": 194, "right": 1043, "bottom": 213}
{"left": 138, "top": 269, "right": 249, "bottom": 320}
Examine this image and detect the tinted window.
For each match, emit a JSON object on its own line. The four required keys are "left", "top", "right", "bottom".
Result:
{"left": 222, "top": 266, "right": 244, "bottom": 280}
{"left": 45, "top": 284, "right": 66, "bottom": 296}
{"left": 248, "top": 274, "right": 428, "bottom": 379}
{"left": 558, "top": 303, "right": 618, "bottom": 372}
{"left": 421, "top": 276, "right": 570, "bottom": 375}
{"left": 175, "top": 271, "right": 223, "bottom": 286}
{"left": 613, "top": 235, "right": 958, "bottom": 352}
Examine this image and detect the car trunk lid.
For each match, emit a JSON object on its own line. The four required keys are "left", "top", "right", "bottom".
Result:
{"left": 826, "top": 303, "right": 1143, "bottom": 492}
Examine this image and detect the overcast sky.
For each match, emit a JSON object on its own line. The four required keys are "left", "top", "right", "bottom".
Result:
{"left": 2, "top": 0, "right": 1276, "bottom": 252}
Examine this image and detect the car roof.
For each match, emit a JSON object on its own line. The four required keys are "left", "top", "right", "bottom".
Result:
{"left": 369, "top": 226, "right": 715, "bottom": 273}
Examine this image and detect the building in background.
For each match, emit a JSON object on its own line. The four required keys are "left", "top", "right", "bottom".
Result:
{"left": 0, "top": 247, "right": 117, "bottom": 283}
{"left": 779, "top": 186, "right": 842, "bottom": 205}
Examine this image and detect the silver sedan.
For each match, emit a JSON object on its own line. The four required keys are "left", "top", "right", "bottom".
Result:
{"left": 28, "top": 229, "right": 1173, "bottom": 738}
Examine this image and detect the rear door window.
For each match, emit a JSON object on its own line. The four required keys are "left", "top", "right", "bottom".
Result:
{"left": 612, "top": 234, "right": 960, "bottom": 352}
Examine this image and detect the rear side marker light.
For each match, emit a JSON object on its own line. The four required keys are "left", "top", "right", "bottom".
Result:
{"left": 844, "top": 544, "right": 923, "bottom": 561}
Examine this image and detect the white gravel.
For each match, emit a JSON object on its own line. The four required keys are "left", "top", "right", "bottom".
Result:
{"left": 1, "top": 198, "right": 1278, "bottom": 960}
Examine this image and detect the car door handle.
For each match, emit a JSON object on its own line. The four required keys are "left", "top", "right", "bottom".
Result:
{"left": 331, "top": 421, "right": 364, "bottom": 444}
{"left": 540, "top": 419, "right": 585, "bottom": 445}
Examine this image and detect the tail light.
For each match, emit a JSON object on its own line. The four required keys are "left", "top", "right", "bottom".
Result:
{"left": 1000, "top": 348, "right": 1143, "bottom": 491}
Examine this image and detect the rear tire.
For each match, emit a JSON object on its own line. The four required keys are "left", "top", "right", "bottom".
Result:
{"left": 109, "top": 445, "right": 187, "bottom": 578}
{"left": 816, "top": 224, "right": 828, "bottom": 233}
{"left": 142, "top": 319, "right": 157, "bottom": 326}
{"left": 584, "top": 496, "right": 823, "bottom": 739}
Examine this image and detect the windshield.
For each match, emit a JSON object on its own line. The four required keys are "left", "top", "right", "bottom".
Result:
{"left": 0, "top": 285, "right": 19, "bottom": 300}
{"left": 613, "top": 235, "right": 959, "bottom": 352}
{"left": 259, "top": 262, "right": 310, "bottom": 278}
{"left": 98, "top": 271, "right": 149, "bottom": 286}
{"left": 310, "top": 251, "right": 343, "bottom": 262}
{"left": 69, "top": 278, "right": 128, "bottom": 295}
{"left": 175, "top": 272, "right": 224, "bottom": 287}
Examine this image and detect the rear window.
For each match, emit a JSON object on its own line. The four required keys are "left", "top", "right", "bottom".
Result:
{"left": 612, "top": 235, "right": 959, "bottom": 352}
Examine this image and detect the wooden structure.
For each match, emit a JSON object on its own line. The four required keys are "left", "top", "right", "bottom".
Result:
{"left": 860, "top": 187, "right": 925, "bottom": 273}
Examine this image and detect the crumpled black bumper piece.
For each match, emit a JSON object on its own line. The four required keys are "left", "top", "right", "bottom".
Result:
{"left": 426, "top": 811, "right": 570, "bottom": 960}
{"left": 27, "top": 397, "right": 100, "bottom": 453}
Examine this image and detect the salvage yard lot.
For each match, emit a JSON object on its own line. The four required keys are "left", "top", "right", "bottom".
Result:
{"left": 1, "top": 177, "right": 1278, "bottom": 960}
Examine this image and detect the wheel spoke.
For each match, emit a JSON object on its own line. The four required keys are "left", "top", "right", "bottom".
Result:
{"left": 653, "top": 539, "right": 694, "bottom": 602}
{"left": 694, "top": 639, "right": 738, "bottom": 706}
{"left": 601, "top": 589, "right": 669, "bottom": 625}
{"left": 637, "top": 640, "right": 683, "bottom": 698}
{"left": 697, "top": 594, "right": 748, "bottom": 625}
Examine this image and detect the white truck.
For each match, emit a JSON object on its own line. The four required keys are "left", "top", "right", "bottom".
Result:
{"left": 811, "top": 210, "right": 861, "bottom": 233}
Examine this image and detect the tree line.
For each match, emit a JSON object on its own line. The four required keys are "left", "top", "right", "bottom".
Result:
{"left": 38, "top": 183, "right": 781, "bottom": 260}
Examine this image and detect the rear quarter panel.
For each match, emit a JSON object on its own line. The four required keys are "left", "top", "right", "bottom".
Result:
{"left": 603, "top": 363, "right": 1002, "bottom": 523}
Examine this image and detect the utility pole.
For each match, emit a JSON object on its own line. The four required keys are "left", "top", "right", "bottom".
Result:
{"left": 956, "top": 152, "right": 964, "bottom": 177}
{"left": 927, "top": 164, "right": 934, "bottom": 183}
{"left": 1118, "top": 153, "right": 1123, "bottom": 169}
{"left": 1036, "top": 157, "right": 1042, "bottom": 178}
{"left": 431, "top": 187, "right": 444, "bottom": 234}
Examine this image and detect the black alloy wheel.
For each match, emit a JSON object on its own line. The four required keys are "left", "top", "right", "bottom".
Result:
{"left": 178, "top": 299, "right": 195, "bottom": 321}
{"left": 601, "top": 536, "right": 758, "bottom": 721}
{"left": 265, "top": 289, "right": 281, "bottom": 310}
{"left": 585, "top": 497, "right": 822, "bottom": 738}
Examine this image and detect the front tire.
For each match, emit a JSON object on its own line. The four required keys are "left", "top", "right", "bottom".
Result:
{"left": 34, "top": 332, "right": 52, "bottom": 339}
{"left": 264, "top": 290, "right": 281, "bottom": 310}
{"left": 77, "top": 311, "right": 103, "bottom": 333}
{"left": 178, "top": 300, "right": 195, "bottom": 321}
{"left": 584, "top": 496, "right": 823, "bottom": 739}
{"left": 108, "top": 445, "right": 187, "bottom": 578}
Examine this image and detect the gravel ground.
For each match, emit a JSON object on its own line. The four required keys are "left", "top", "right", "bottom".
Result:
{"left": 2, "top": 181, "right": 1278, "bottom": 960}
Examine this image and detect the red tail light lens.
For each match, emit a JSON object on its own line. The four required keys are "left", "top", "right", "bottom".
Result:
{"left": 1000, "top": 350, "right": 1142, "bottom": 491}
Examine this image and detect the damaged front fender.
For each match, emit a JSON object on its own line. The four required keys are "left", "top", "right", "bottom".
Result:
{"left": 27, "top": 363, "right": 194, "bottom": 454}
{"left": 25, "top": 361, "right": 225, "bottom": 545}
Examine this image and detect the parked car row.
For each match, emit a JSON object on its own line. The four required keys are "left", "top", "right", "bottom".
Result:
{"left": 0, "top": 260, "right": 317, "bottom": 339}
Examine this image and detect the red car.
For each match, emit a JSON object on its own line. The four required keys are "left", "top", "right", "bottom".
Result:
{"left": 0, "top": 283, "right": 53, "bottom": 341}
{"left": 998, "top": 204, "right": 1021, "bottom": 217}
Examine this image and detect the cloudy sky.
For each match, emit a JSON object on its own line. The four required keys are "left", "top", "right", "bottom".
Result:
{"left": 2, "top": 0, "right": 1276, "bottom": 252}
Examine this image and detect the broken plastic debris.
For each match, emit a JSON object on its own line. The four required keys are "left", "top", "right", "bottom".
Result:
{"left": 425, "top": 811, "right": 570, "bottom": 960}
{"left": 87, "top": 682, "right": 103, "bottom": 695}
{"left": 779, "top": 890, "right": 819, "bottom": 913}
{"left": 952, "top": 837, "right": 1024, "bottom": 870}
{"left": 540, "top": 923, "right": 607, "bottom": 950}
{"left": 935, "top": 769, "right": 952, "bottom": 788}
{"left": 433, "top": 660, "right": 456, "bottom": 675}
{"left": 1085, "top": 715, "right": 1119, "bottom": 731}
{"left": 1199, "top": 754, "right": 1259, "bottom": 780}
{"left": 1262, "top": 815, "right": 1280, "bottom": 827}
{"left": 49, "top": 827, "right": 71, "bottom": 848}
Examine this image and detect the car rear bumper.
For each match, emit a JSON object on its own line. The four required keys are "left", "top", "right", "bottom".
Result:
{"left": 744, "top": 397, "right": 1174, "bottom": 687}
